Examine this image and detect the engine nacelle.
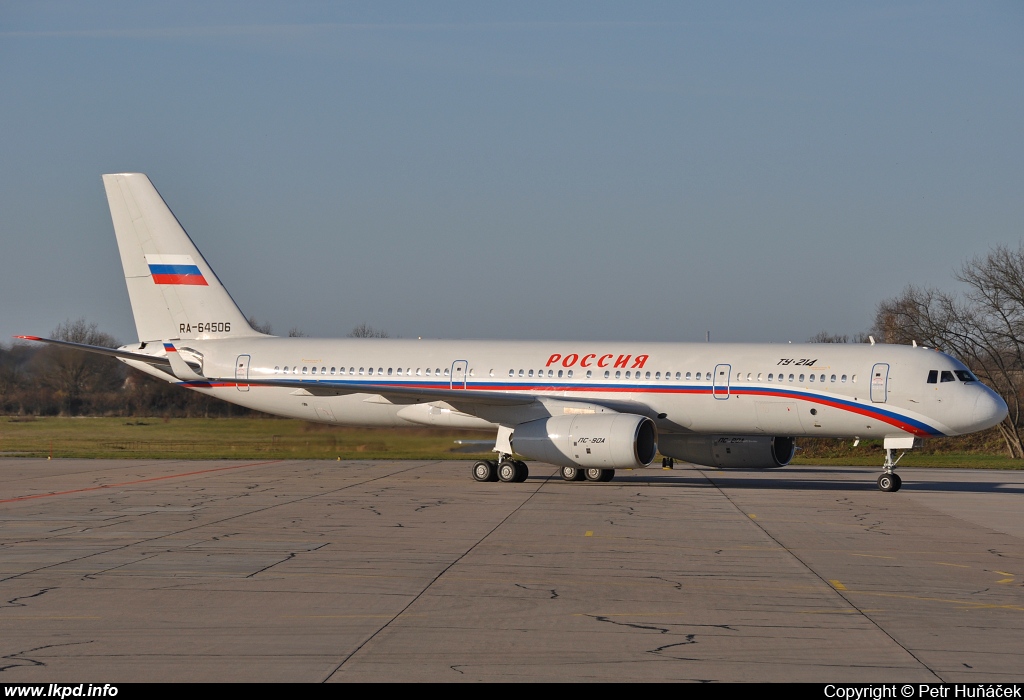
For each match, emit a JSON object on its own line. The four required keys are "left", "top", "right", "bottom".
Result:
{"left": 659, "top": 435, "right": 795, "bottom": 469}
{"left": 512, "top": 414, "right": 658, "bottom": 470}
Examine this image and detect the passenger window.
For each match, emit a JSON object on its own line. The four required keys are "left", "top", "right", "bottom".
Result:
{"left": 941, "top": 371, "right": 955, "bottom": 382}
{"left": 396, "top": 368, "right": 402, "bottom": 376}
{"left": 757, "top": 373, "right": 763, "bottom": 381}
{"left": 387, "top": 368, "right": 393, "bottom": 376}
{"left": 686, "top": 372, "right": 692, "bottom": 380}
{"left": 368, "top": 367, "right": 374, "bottom": 376}
{"left": 675, "top": 372, "right": 681, "bottom": 380}
{"left": 302, "top": 366, "right": 308, "bottom": 374}
{"left": 655, "top": 372, "right": 661, "bottom": 379}
{"left": 274, "top": 366, "right": 280, "bottom": 373}
{"left": 808, "top": 374, "right": 814, "bottom": 382}
{"left": 841, "top": 374, "right": 847, "bottom": 383}
{"left": 586, "top": 370, "right": 592, "bottom": 378}
{"left": 604, "top": 370, "right": 610, "bottom": 378}
{"left": 426, "top": 368, "right": 432, "bottom": 376}
{"left": 615, "top": 371, "right": 621, "bottom": 379}
{"left": 444, "top": 368, "right": 450, "bottom": 377}
{"left": 567, "top": 370, "right": 573, "bottom": 378}
{"left": 768, "top": 373, "right": 773, "bottom": 381}
{"left": 927, "top": 370, "right": 938, "bottom": 384}
{"left": 518, "top": 369, "right": 524, "bottom": 377}
{"left": 558, "top": 370, "right": 563, "bottom": 378}
{"left": 379, "top": 368, "right": 384, "bottom": 375}
{"left": 528, "top": 369, "right": 534, "bottom": 378}
{"left": 830, "top": 374, "right": 836, "bottom": 382}
{"left": 508, "top": 369, "right": 514, "bottom": 378}
{"left": 645, "top": 371, "right": 651, "bottom": 379}
{"left": 283, "top": 366, "right": 289, "bottom": 373}
{"left": 437, "top": 368, "right": 442, "bottom": 376}
{"left": 625, "top": 371, "right": 631, "bottom": 379}
{"left": 788, "top": 374, "right": 794, "bottom": 382}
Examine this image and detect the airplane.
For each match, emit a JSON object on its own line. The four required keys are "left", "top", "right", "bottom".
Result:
{"left": 17, "top": 173, "right": 1008, "bottom": 492}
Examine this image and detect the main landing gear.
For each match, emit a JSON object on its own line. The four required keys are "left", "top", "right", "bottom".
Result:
{"left": 558, "top": 466, "right": 615, "bottom": 482}
{"left": 473, "top": 458, "right": 614, "bottom": 483}
{"left": 472, "top": 458, "right": 528, "bottom": 483}
{"left": 877, "top": 448, "right": 903, "bottom": 492}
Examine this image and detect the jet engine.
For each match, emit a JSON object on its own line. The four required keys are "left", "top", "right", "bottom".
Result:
{"left": 511, "top": 414, "right": 658, "bottom": 470}
{"left": 659, "top": 435, "right": 795, "bottom": 469}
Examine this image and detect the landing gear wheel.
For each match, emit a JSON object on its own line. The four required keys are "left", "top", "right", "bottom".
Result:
{"left": 512, "top": 460, "right": 529, "bottom": 483}
{"left": 584, "top": 467, "right": 604, "bottom": 482}
{"left": 561, "top": 466, "right": 584, "bottom": 481}
{"left": 498, "top": 460, "right": 519, "bottom": 483}
{"left": 877, "top": 473, "right": 902, "bottom": 492}
{"left": 472, "top": 460, "right": 497, "bottom": 482}
{"left": 599, "top": 469, "right": 615, "bottom": 482}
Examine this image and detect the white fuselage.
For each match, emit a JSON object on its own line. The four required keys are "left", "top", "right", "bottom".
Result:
{"left": 123, "top": 337, "right": 1006, "bottom": 441}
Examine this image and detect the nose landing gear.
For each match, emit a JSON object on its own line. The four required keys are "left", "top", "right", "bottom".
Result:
{"left": 877, "top": 448, "right": 904, "bottom": 492}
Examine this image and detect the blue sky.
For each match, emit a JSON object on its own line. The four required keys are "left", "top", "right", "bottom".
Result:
{"left": 1, "top": 1, "right": 1022, "bottom": 345}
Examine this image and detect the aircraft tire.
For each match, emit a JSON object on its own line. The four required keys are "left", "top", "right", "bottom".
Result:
{"left": 600, "top": 469, "right": 615, "bottom": 482}
{"left": 561, "top": 466, "right": 582, "bottom": 481}
{"left": 498, "top": 460, "right": 519, "bottom": 483}
{"left": 877, "top": 474, "right": 900, "bottom": 492}
{"left": 513, "top": 461, "right": 529, "bottom": 483}
{"left": 584, "top": 468, "right": 604, "bottom": 482}
{"left": 472, "top": 460, "right": 497, "bottom": 482}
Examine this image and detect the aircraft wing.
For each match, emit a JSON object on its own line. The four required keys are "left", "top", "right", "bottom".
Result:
{"left": 188, "top": 376, "right": 540, "bottom": 407}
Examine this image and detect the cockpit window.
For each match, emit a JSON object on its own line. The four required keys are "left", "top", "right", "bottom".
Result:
{"left": 940, "top": 371, "right": 955, "bottom": 382}
{"left": 955, "top": 370, "right": 977, "bottom": 382}
{"left": 927, "top": 370, "right": 938, "bottom": 384}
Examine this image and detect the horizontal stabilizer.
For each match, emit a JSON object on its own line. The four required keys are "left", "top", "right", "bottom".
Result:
{"left": 14, "top": 335, "right": 171, "bottom": 368}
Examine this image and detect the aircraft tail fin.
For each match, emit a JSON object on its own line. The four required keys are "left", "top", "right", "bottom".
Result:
{"left": 102, "top": 173, "right": 265, "bottom": 342}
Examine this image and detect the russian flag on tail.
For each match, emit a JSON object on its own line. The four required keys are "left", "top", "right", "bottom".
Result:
{"left": 145, "top": 254, "right": 208, "bottom": 286}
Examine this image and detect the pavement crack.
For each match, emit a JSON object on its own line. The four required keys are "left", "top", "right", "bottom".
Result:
{"left": 2, "top": 588, "right": 55, "bottom": 608}
{"left": 588, "top": 615, "right": 670, "bottom": 634}
{"left": 648, "top": 634, "right": 698, "bottom": 657}
{"left": 246, "top": 552, "right": 296, "bottom": 578}
{"left": 0, "top": 641, "right": 92, "bottom": 673}
{"left": 514, "top": 583, "right": 558, "bottom": 599}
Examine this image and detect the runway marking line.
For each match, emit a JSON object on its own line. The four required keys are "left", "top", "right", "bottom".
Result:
{"left": 851, "top": 553, "right": 896, "bottom": 560}
{"left": 0, "top": 460, "right": 283, "bottom": 504}
{"left": 585, "top": 531, "right": 593, "bottom": 537}
{"left": 829, "top": 579, "right": 847, "bottom": 590}
{"left": 936, "top": 562, "right": 970, "bottom": 568}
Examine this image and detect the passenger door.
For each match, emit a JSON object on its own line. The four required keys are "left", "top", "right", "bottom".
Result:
{"left": 235, "top": 354, "right": 250, "bottom": 392}
{"left": 870, "top": 363, "right": 889, "bottom": 403}
{"left": 712, "top": 364, "right": 731, "bottom": 399}
{"left": 451, "top": 360, "right": 468, "bottom": 390}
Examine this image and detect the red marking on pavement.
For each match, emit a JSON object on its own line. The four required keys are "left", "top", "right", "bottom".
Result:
{"left": 0, "top": 460, "right": 283, "bottom": 504}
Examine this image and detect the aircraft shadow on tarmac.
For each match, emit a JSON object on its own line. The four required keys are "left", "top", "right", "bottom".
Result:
{"left": 528, "top": 471, "right": 1024, "bottom": 494}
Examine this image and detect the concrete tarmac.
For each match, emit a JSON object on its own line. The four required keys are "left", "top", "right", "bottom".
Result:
{"left": 0, "top": 459, "right": 1022, "bottom": 682}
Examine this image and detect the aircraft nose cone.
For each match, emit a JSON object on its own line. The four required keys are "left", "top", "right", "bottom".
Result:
{"left": 972, "top": 389, "right": 1008, "bottom": 431}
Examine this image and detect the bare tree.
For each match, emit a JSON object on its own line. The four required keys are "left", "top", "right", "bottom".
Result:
{"left": 808, "top": 331, "right": 872, "bottom": 343}
{"left": 247, "top": 316, "right": 274, "bottom": 335}
{"left": 288, "top": 327, "right": 308, "bottom": 337}
{"left": 874, "top": 244, "right": 1024, "bottom": 458}
{"left": 34, "top": 318, "right": 122, "bottom": 415}
{"left": 348, "top": 323, "right": 389, "bottom": 338}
